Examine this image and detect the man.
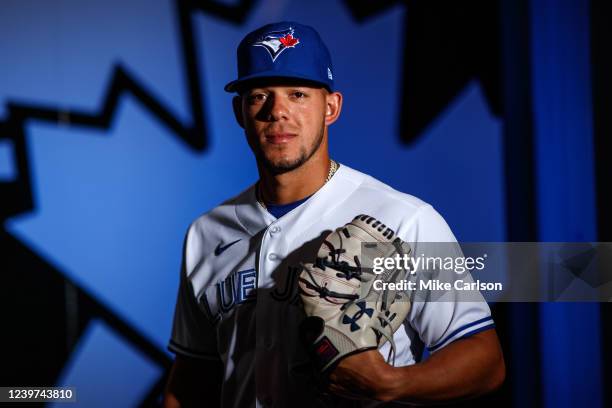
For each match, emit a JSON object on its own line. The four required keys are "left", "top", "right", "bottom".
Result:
{"left": 163, "top": 22, "right": 505, "bottom": 408}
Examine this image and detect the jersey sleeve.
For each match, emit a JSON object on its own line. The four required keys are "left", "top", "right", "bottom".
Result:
{"left": 403, "top": 205, "right": 495, "bottom": 353}
{"left": 168, "top": 226, "right": 219, "bottom": 360}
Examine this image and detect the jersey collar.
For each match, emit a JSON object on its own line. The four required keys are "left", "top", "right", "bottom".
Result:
{"left": 235, "top": 164, "right": 365, "bottom": 238}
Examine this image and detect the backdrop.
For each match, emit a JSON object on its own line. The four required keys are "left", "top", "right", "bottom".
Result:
{"left": 0, "top": 0, "right": 609, "bottom": 407}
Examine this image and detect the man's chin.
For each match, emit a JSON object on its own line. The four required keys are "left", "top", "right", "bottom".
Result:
{"left": 261, "top": 155, "right": 306, "bottom": 174}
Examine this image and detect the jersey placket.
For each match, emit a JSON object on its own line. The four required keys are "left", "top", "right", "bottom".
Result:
{"left": 255, "top": 218, "right": 287, "bottom": 408}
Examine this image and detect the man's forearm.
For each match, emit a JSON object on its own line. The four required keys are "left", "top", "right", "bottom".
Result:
{"left": 329, "top": 329, "right": 505, "bottom": 404}
{"left": 162, "top": 356, "right": 223, "bottom": 408}
{"left": 384, "top": 329, "right": 505, "bottom": 403}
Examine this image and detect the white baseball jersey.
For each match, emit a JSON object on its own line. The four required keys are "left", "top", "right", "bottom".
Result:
{"left": 168, "top": 164, "right": 494, "bottom": 408}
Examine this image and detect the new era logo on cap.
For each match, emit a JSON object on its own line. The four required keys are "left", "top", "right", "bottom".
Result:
{"left": 253, "top": 27, "right": 300, "bottom": 62}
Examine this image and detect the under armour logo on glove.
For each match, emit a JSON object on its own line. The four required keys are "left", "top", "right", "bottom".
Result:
{"left": 342, "top": 301, "right": 374, "bottom": 332}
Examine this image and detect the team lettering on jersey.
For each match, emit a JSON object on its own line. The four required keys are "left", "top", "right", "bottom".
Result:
{"left": 213, "top": 266, "right": 302, "bottom": 315}
{"left": 218, "top": 269, "right": 257, "bottom": 313}
{"left": 270, "top": 266, "right": 301, "bottom": 304}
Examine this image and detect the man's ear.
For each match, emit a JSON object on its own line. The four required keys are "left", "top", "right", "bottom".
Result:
{"left": 232, "top": 96, "right": 245, "bottom": 129}
{"left": 324, "top": 91, "right": 343, "bottom": 126}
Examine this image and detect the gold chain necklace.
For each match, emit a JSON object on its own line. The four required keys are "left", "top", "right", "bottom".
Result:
{"left": 257, "top": 159, "right": 338, "bottom": 210}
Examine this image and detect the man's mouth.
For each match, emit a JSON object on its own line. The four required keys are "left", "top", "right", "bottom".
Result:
{"left": 265, "top": 133, "right": 297, "bottom": 144}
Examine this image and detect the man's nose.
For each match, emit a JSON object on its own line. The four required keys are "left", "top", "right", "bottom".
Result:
{"left": 267, "top": 95, "right": 289, "bottom": 121}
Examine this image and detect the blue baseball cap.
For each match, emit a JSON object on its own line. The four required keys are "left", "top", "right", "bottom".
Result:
{"left": 224, "top": 21, "right": 335, "bottom": 93}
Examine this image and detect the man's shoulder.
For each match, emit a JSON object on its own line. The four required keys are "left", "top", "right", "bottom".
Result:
{"left": 339, "top": 164, "right": 431, "bottom": 214}
{"left": 337, "top": 165, "right": 451, "bottom": 240}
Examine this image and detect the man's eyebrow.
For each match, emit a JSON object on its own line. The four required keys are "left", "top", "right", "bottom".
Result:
{"left": 239, "top": 89, "right": 265, "bottom": 96}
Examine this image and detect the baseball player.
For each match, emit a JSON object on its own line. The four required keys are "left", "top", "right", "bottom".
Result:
{"left": 163, "top": 22, "right": 505, "bottom": 408}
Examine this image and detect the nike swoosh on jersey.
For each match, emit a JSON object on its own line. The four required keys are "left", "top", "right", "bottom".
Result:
{"left": 214, "top": 239, "right": 241, "bottom": 256}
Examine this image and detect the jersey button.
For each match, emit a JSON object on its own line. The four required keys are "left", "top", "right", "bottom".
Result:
{"left": 270, "top": 226, "right": 281, "bottom": 234}
{"left": 268, "top": 253, "right": 278, "bottom": 261}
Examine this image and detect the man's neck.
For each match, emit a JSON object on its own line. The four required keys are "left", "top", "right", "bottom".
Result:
{"left": 257, "top": 154, "right": 331, "bottom": 206}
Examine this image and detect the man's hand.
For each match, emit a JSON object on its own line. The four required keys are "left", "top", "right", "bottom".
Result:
{"left": 327, "top": 328, "right": 505, "bottom": 404}
{"left": 328, "top": 349, "right": 397, "bottom": 401}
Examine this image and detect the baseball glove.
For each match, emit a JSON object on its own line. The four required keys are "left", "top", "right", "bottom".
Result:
{"left": 298, "top": 214, "right": 413, "bottom": 373}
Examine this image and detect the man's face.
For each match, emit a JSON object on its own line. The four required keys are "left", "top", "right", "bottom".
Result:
{"left": 234, "top": 81, "right": 341, "bottom": 174}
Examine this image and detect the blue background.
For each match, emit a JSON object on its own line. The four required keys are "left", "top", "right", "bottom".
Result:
{"left": 0, "top": 0, "right": 606, "bottom": 406}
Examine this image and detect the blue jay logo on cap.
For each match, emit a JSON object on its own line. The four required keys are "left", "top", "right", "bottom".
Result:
{"left": 252, "top": 27, "right": 300, "bottom": 62}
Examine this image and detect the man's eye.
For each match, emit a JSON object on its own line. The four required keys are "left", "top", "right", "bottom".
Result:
{"left": 247, "top": 94, "right": 267, "bottom": 104}
{"left": 293, "top": 91, "right": 306, "bottom": 98}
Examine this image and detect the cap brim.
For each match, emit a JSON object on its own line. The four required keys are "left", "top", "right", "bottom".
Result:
{"left": 224, "top": 70, "right": 332, "bottom": 93}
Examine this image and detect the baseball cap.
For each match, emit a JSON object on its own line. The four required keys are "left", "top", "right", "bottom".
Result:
{"left": 224, "top": 21, "right": 334, "bottom": 93}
